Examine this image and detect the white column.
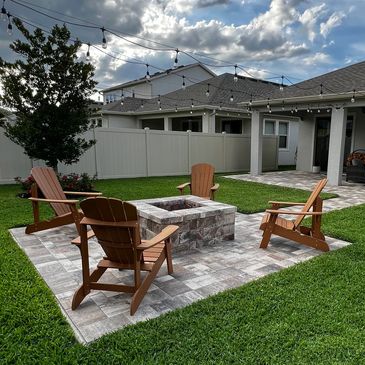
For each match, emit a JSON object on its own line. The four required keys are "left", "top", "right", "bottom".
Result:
{"left": 163, "top": 116, "right": 169, "bottom": 131}
{"left": 202, "top": 113, "right": 209, "bottom": 133}
{"left": 327, "top": 107, "right": 347, "bottom": 186}
{"left": 250, "top": 111, "right": 264, "bottom": 175}
{"left": 210, "top": 113, "right": 216, "bottom": 133}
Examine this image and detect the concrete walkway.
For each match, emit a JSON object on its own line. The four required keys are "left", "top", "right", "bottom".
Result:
{"left": 10, "top": 171, "right": 360, "bottom": 343}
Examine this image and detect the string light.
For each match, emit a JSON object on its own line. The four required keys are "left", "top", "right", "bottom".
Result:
{"left": 268, "top": 107, "right": 272, "bottom": 114}
{"left": 230, "top": 90, "right": 234, "bottom": 102}
{"left": 191, "top": 99, "right": 194, "bottom": 108}
{"left": 234, "top": 65, "right": 238, "bottom": 83}
{"left": 1, "top": 0, "right": 6, "bottom": 21}
{"left": 175, "top": 105, "right": 178, "bottom": 112}
{"left": 206, "top": 83, "right": 210, "bottom": 97}
{"left": 85, "top": 42, "right": 91, "bottom": 61}
{"left": 351, "top": 89, "right": 356, "bottom": 103}
{"left": 159, "top": 104, "right": 162, "bottom": 111}
{"left": 6, "top": 12, "right": 12, "bottom": 35}
{"left": 101, "top": 27, "right": 107, "bottom": 49}
{"left": 146, "top": 64, "right": 150, "bottom": 79}
{"left": 157, "top": 95, "right": 161, "bottom": 105}
{"left": 249, "top": 94, "right": 253, "bottom": 106}
{"left": 141, "top": 100, "right": 144, "bottom": 108}
{"left": 319, "top": 83, "right": 323, "bottom": 98}
{"left": 121, "top": 89, "right": 124, "bottom": 101}
{"left": 266, "top": 98, "right": 270, "bottom": 109}
{"left": 279, "top": 76, "right": 284, "bottom": 91}
{"left": 281, "top": 101, "right": 285, "bottom": 111}
{"left": 132, "top": 90, "right": 135, "bottom": 98}
{"left": 307, "top": 106, "right": 310, "bottom": 113}
{"left": 182, "top": 75, "right": 186, "bottom": 90}
{"left": 219, "top": 103, "right": 222, "bottom": 111}
{"left": 295, "top": 105, "right": 298, "bottom": 113}
{"left": 190, "top": 110, "right": 193, "bottom": 114}
{"left": 173, "top": 49, "right": 179, "bottom": 68}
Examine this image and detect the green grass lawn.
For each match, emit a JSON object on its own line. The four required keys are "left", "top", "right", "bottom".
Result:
{"left": 95, "top": 175, "right": 335, "bottom": 214}
{"left": 1, "top": 176, "right": 365, "bottom": 364}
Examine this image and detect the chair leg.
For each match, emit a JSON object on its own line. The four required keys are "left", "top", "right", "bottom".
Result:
{"left": 72, "top": 267, "right": 107, "bottom": 310}
{"left": 260, "top": 214, "right": 277, "bottom": 249}
{"left": 260, "top": 228, "right": 272, "bottom": 249}
{"left": 165, "top": 238, "right": 173, "bottom": 274}
{"left": 130, "top": 255, "right": 165, "bottom": 315}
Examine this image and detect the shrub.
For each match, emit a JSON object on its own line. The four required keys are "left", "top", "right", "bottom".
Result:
{"left": 15, "top": 172, "right": 97, "bottom": 195}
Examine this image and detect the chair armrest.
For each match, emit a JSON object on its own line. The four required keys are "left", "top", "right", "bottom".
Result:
{"left": 64, "top": 191, "right": 102, "bottom": 197}
{"left": 268, "top": 201, "right": 306, "bottom": 206}
{"left": 266, "top": 209, "right": 323, "bottom": 215}
{"left": 28, "top": 197, "right": 79, "bottom": 204}
{"left": 211, "top": 183, "right": 220, "bottom": 192}
{"left": 177, "top": 182, "right": 190, "bottom": 191}
{"left": 137, "top": 225, "right": 179, "bottom": 250}
{"left": 80, "top": 217, "right": 139, "bottom": 228}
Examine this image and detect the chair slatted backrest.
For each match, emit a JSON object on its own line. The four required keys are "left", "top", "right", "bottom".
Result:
{"left": 190, "top": 163, "right": 215, "bottom": 199}
{"left": 31, "top": 167, "right": 71, "bottom": 216}
{"left": 80, "top": 197, "right": 140, "bottom": 265}
{"left": 293, "top": 178, "right": 328, "bottom": 229}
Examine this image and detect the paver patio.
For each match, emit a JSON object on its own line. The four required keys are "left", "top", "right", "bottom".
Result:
{"left": 10, "top": 171, "right": 362, "bottom": 343}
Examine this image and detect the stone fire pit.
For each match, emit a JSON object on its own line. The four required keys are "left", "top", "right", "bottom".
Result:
{"left": 129, "top": 195, "right": 236, "bottom": 253}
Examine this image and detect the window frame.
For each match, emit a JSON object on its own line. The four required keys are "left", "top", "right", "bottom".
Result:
{"left": 278, "top": 121, "right": 289, "bottom": 151}
{"left": 263, "top": 119, "right": 290, "bottom": 151}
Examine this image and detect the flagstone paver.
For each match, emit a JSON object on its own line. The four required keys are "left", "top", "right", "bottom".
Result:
{"left": 10, "top": 171, "right": 359, "bottom": 343}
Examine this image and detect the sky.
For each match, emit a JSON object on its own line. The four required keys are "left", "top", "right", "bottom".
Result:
{"left": 0, "top": 0, "right": 364, "bottom": 95}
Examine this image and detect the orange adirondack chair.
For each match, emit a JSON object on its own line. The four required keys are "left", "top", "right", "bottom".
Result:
{"left": 25, "top": 167, "right": 102, "bottom": 235}
{"left": 259, "top": 178, "right": 329, "bottom": 252}
{"left": 177, "top": 163, "right": 220, "bottom": 200}
{"left": 71, "top": 197, "right": 179, "bottom": 315}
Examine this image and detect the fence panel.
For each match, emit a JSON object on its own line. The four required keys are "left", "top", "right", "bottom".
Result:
{"left": 0, "top": 128, "right": 278, "bottom": 183}
{"left": 148, "top": 130, "right": 189, "bottom": 176}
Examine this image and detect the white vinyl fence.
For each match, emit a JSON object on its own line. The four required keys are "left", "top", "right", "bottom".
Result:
{"left": 0, "top": 128, "right": 278, "bottom": 183}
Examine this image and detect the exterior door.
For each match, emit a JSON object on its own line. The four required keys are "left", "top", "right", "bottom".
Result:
{"left": 314, "top": 117, "right": 331, "bottom": 171}
{"left": 314, "top": 116, "right": 354, "bottom": 171}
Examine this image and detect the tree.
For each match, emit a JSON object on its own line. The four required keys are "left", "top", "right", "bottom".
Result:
{"left": 0, "top": 19, "right": 97, "bottom": 170}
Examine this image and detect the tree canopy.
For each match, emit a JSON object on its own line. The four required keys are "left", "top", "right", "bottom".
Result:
{"left": 0, "top": 19, "right": 97, "bottom": 169}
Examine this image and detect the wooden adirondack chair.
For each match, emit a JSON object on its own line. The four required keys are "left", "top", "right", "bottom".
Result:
{"left": 259, "top": 178, "right": 329, "bottom": 252}
{"left": 71, "top": 197, "right": 179, "bottom": 315}
{"left": 25, "top": 167, "right": 102, "bottom": 235}
{"left": 177, "top": 163, "right": 220, "bottom": 200}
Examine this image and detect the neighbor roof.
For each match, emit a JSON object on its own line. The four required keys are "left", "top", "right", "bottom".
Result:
{"left": 250, "top": 60, "right": 365, "bottom": 105}
{"left": 102, "top": 73, "right": 281, "bottom": 114}
{"left": 101, "top": 63, "right": 216, "bottom": 93}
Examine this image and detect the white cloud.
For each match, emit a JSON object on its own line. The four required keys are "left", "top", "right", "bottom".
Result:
{"left": 320, "top": 11, "right": 345, "bottom": 38}
{"left": 299, "top": 3, "right": 326, "bottom": 42}
{"left": 301, "top": 52, "right": 331, "bottom": 66}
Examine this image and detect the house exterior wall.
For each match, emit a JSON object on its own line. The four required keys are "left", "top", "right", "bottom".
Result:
{"left": 103, "top": 65, "right": 213, "bottom": 102}
{"left": 104, "top": 114, "right": 137, "bottom": 128}
{"left": 151, "top": 65, "right": 213, "bottom": 96}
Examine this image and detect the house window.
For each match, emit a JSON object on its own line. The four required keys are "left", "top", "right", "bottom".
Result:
{"left": 221, "top": 120, "right": 242, "bottom": 134}
{"left": 278, "top": 122, "right": 289, "bottom": 149}
{"left": 264, "top": 120, "right": 276, "bottom": 135}
{"left": 141, "top": 119, "right": 164, "bottom": 130}
{"left": 171, "top": 116, "right": 202, "bottom": 132}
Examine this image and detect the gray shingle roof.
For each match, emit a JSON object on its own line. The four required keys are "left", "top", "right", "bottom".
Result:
{"left": 257, "top": 60, "right": 365, "bottom": 103}
{"left": 102, "top": 73, "right": 281, "bottom": 114}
